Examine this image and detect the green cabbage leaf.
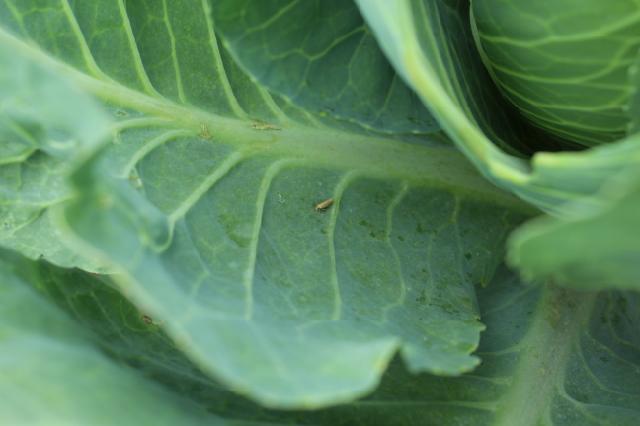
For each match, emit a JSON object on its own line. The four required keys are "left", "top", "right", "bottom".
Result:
{"left": 357, "top": 0, "right": 640, "bottom": 291}
{"left": 1, "top": 1, "right": 639, "bottom": 424}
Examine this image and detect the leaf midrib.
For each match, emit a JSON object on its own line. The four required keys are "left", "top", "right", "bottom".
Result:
{"left": 493, "top": 286, "right": 597, "bottom": 426}
{"left": 0, "top": 27, "right": 534, "bottom": 215}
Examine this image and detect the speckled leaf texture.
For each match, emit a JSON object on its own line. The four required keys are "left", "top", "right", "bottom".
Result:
{"left": 1, "top": 1, "right": 639, "bottom": 425}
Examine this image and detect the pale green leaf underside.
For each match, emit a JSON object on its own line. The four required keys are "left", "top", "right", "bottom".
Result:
{"left": 509, "top": 169, "right": 640, "bottom": 291}
{"left": 0, "top": 41, "right": 111, "bottom": 271}
{"left": 0, "top": 0, "right": 533, "bottom": 408}
{"left": 21, "top": 255, "right": 640, "bottom": 426}
{"left": 0, "top": 250, "right": 224, "bottom": 426}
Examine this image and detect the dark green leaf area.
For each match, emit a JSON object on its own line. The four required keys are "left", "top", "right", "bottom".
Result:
{"left": 26, "top": 261, "right": 639, "bottom": 426}
{"left": 211, "top": 0, "right": 440, "bottom": 135}
{"left": 0, "top": 251, "right": 223, "bottom": 426}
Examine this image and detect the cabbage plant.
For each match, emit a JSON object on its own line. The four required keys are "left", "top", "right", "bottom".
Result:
{"left": 1, "top": 1, "right": 639, "bottom": 425}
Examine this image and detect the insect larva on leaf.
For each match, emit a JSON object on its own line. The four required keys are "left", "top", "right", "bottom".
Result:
{"left": 141, "top": 314, "right": 163, "bottom": 326}
{"left": 199, "top": 123, "right": 212, "bottom": 139}
{"left": 251, "top": 120, "right": 281, "bottom": 131}
{"left": 314, "top": 198, "right": 334, "bottom": 212}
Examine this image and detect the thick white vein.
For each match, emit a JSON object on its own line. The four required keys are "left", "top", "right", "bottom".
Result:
{"left": 200, "top": 0, "right": 247, "bottom": 118}
{"left": 60, "top": 0, "right": 109, "bottom": 80}
{"left": 326, "top": 171, "right": 358, "bottom": 320}
{"left": 381, "top": 180, "right": 409, "bottom": 318}
{"left": 119, "top": 128, "right": 191, "bottom": 177}
{"left": 117, "top": 0, "right": 163, "bottom": 98}
{"left": 168, "top": 151, "right": 245, "bottom": 223}
{"left": 243, "top": 160, "right": 291, "bottom": 320}
{"left": 161, "top": 0, "right": 186, "bottom": 103}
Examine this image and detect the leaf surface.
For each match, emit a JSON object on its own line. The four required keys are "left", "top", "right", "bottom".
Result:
{"left": 509, "top": 169, "right": 640, "bottom": 291}
{"left": 302, "top": 273, "right": 640, "bottom": 426}
{"left": 28, "top": 257, "right": 640, "bottom": 426}
{"left": 210, "top": 0, "right": 440, "bottom": 136}
{"left": 0, "top": 0, "right": 534, "bottom": 407}
{"left": 0, "top": 38, "right": 111, "bottom": 270}
{"left": 0, "top": 250, "right": 224, "bottom": 426}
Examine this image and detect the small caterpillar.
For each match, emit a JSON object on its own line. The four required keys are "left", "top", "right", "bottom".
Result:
{"left": 251, "top": 120, "right": 281, "bottom": 131}
{"left": 314, "top": 198, "right": 334, "bottom": 212}
{"left": 199, "top": 123, "right": 212, "bottom": 139}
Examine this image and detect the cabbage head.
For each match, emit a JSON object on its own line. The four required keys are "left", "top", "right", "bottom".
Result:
{"left": 471, "top": 0, "right": 640, "bottom": 146}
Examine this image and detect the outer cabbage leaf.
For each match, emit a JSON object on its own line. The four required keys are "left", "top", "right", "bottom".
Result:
{"left": 34, "top": 256, "right": 640, "bottom": 426}
{"left": 509, "top": 169, "right": 640, "bottom": 291}
{"left": 0, "top": 0, "right": 534, "bottom": 408}
{"left": 0, "top": 38, "right": 111, "bottom": 271}
{"left": 0, "top": 249, "right": 224, "bottom": 426}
